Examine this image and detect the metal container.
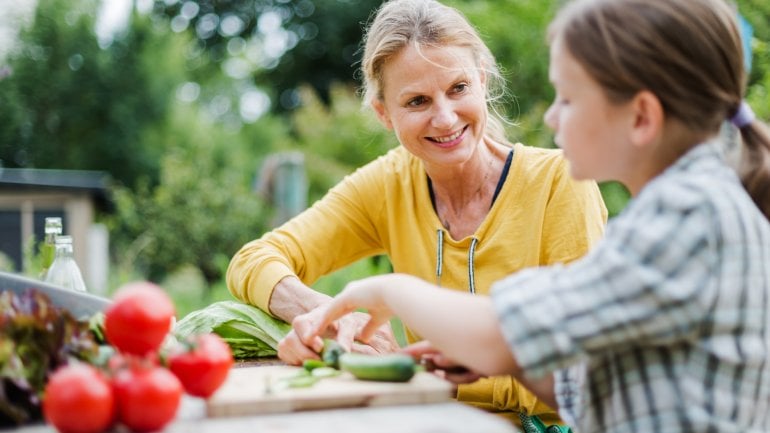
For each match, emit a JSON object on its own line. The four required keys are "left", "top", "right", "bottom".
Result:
{"left": 1, "top": 270, "right": 110, "bottom": 319}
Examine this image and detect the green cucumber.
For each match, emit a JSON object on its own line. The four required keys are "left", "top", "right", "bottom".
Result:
{"left": 321, "top": 338, "right": 346, "bottom": 369}
{"left": 303, "top": 358, "right": 328, "bottom": 371}
{"left": 339, "top": 353, "right": 416, "bottom": 382}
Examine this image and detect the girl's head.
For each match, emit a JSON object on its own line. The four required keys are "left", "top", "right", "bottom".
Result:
{"left": 359, "top": 0, "right": 509, "bottom": 146}
{"left": 548, "top": 0, "right": 770, "bottom": 217}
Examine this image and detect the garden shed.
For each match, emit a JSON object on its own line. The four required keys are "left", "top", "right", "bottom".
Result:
{"left": 0, "top": 167, "right": 111, "bottom": 292}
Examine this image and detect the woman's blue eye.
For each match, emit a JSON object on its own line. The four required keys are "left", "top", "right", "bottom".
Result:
{"left": 407, "top": 96, "right": 427, "bottom": 107}
{"left": 453, "top": 83, "right": 468, "bottom": 93}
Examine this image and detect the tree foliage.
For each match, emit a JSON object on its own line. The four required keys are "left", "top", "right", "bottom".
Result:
{"left": 289, "top": 83, "right": 397, "bottom": 200}
{"left": 108, "top": 103, "right": 286, "bottom": 285}
{"left": 2, "top": 0, "right": 768, "bottom": 293}
{"left": 152, "top": 0, "right": 382, "bottom": 112}
{"left": 0, "top": 0, "right": 180, "bottom": 188}
{"left": 739, "top": 0, "right": 770, "bottom": 119}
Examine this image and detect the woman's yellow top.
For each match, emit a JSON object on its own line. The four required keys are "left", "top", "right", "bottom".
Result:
{"left": 227, "top": 143, "right": 608, "bottom": 424}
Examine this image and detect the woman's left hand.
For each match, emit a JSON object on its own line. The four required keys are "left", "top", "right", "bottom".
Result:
{"left": 285, "top": 308, "right": 400, "bottom": 365}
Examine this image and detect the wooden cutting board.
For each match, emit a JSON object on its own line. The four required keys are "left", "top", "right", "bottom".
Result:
{"left": 206, "top": 365, "right": 453, "bottom": 417}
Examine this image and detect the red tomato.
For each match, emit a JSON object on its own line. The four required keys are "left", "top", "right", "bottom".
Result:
{"left": 112, "top": 364, "right": 182, "bottom": 433}
{"left": 105, "top": 281, "right": 175, "bottom": 356}
{"left": 106, "top": 352, "right": 127, "bottom": 373}
{"left": 43, "top": 364, "right": 115, "bottom": 433}
{"left": 168, "top": 333, "right": 234, "bottom": 398}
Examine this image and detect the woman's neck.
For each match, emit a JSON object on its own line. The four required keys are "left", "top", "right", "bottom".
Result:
{"left": 427, "top": 140, "right": 509, "bottom": 238}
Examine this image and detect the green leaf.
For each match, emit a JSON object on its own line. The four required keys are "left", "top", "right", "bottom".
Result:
{"left": 174, "top": 300, "right": 291, "bottom": 359}
{"left": 0, "top": 289, "right": 99, "bottom": 427}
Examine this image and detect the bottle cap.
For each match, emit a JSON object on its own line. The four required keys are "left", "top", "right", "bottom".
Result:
{"left": 45, "top": 217, "right": 63, "bottom": 234}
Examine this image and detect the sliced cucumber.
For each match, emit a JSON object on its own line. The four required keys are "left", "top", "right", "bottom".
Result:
{"left": 303, "top": 358, "right": 328, "bottom": 371}
{"left": 311, "top": 366, "right": 342, "bottom": 378}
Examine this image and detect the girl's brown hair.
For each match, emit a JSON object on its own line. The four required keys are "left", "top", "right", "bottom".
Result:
{"left": 548, "top": 0, "right": 770, "bottom": 219}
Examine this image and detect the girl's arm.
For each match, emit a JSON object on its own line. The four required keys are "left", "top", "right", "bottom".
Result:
{"left": 296, "top": 273, "right": 557, "bottom": 406}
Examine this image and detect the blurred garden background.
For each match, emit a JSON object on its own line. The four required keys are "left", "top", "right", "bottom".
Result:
{"left": 1, "top": 0, "right": 768, "bottom": 318}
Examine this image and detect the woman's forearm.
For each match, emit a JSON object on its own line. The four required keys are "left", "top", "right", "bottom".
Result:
{"left": 269, "top": 275, "right": 331, "bottom": 322}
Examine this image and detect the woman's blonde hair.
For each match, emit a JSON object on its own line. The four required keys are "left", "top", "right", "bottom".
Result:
{"left": 549, "top": 0, "right": 770, "bottom": 219}
{"left": 359, "top": 0, "right": 510, "bottom": 145}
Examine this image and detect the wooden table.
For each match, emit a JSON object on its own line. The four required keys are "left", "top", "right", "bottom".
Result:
{"left": 13, "top": 360, "right": 521, "bottom": 433}
{"left": 175, "top": 398, "right": 520, "bottom": 433}
{"left": 14, "top": 398, "right": 519, "bottom": 433}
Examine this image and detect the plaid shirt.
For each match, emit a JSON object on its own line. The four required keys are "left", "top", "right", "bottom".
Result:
{"left": 492, "top": 141, "right": 770, "bottom": 433}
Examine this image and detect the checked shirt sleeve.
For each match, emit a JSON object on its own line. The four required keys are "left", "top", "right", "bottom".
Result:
{"left": 490, "top": 187, "right": 719, "bottom": 378}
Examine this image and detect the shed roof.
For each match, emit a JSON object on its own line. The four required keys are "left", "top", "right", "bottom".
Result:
{"left": 0, "top": 168, "right": 113, "bottom": 211}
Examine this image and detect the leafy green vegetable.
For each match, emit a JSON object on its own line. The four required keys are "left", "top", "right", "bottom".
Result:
{"left": 0, "top": 289, "right": 100, "bottom": 427}
{"left": 174, "top": 301, "right": 291, "bottom": 359}
{"left": 88, "top": 312, "right": 107, "bottom": 344}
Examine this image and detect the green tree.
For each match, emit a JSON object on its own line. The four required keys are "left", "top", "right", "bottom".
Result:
{"left": 108, "top": 102, "right": 289, "bottom": 285}
{"left": 739, "top": 0, "right": 770, "bottom": 119}
{"left": 152, "top": 0, "right": 382, "bottom": 111}
{"left": 288, "top": 83, "right": 397, "bottom": 200}
{"left": 0, "top": 0, "right": 181, "bottom": 188}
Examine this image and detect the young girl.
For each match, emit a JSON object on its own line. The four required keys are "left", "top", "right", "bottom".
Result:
{"left": 293, "top": 0, "right": 770, "bottom": 432}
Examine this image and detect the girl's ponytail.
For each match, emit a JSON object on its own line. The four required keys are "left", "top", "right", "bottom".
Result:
{"left": 735, "top": 105, "right": 770, "bottom": 220}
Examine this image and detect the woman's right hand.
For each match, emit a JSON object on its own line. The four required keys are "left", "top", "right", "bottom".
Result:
{"left": 278, "top": 308, "right": 400, "bottom": 365}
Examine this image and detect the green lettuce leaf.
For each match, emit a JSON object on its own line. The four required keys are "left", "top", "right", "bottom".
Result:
{"left": 174, "top": 300, "right": 291, "bottom": 359}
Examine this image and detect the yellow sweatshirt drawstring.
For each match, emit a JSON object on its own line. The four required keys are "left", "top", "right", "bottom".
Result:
{"left": 468, "top": 237, "right": 478, "bottom": 294}
{"left": 435, "top": 229, "right": 478, "bottom": 294}
{"left": 435, "top": 229, "right": 444, "bottom": 287}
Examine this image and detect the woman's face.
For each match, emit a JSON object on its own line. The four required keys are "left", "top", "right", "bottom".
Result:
{"left": 372, "top": 44, "right": 487, "bottom": 169}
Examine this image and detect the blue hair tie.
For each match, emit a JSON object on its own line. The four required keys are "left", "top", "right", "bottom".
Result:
{"left": 730, "top": 101, "right": 755, "bottom": 129}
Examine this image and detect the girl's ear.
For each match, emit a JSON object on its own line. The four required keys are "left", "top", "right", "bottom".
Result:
{"left": 372, "top": 99, "right": 393, "bottom": 130}
{"left": 629, "top": 90, "right": 664, "bottom": 147}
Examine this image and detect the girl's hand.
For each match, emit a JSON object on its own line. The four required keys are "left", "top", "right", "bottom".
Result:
{"left": 295, "top": 275, "right": 404, "bottom": 353}
{"left": 403, "top": 341, "right": 482, "bottom": 385}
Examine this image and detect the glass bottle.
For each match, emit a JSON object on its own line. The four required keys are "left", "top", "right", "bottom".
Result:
{"left": 44, "top": 235, "right": 88, "bottom": 292}
{"left": 40, "top": 217, "right": 63, "bottom": 278}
